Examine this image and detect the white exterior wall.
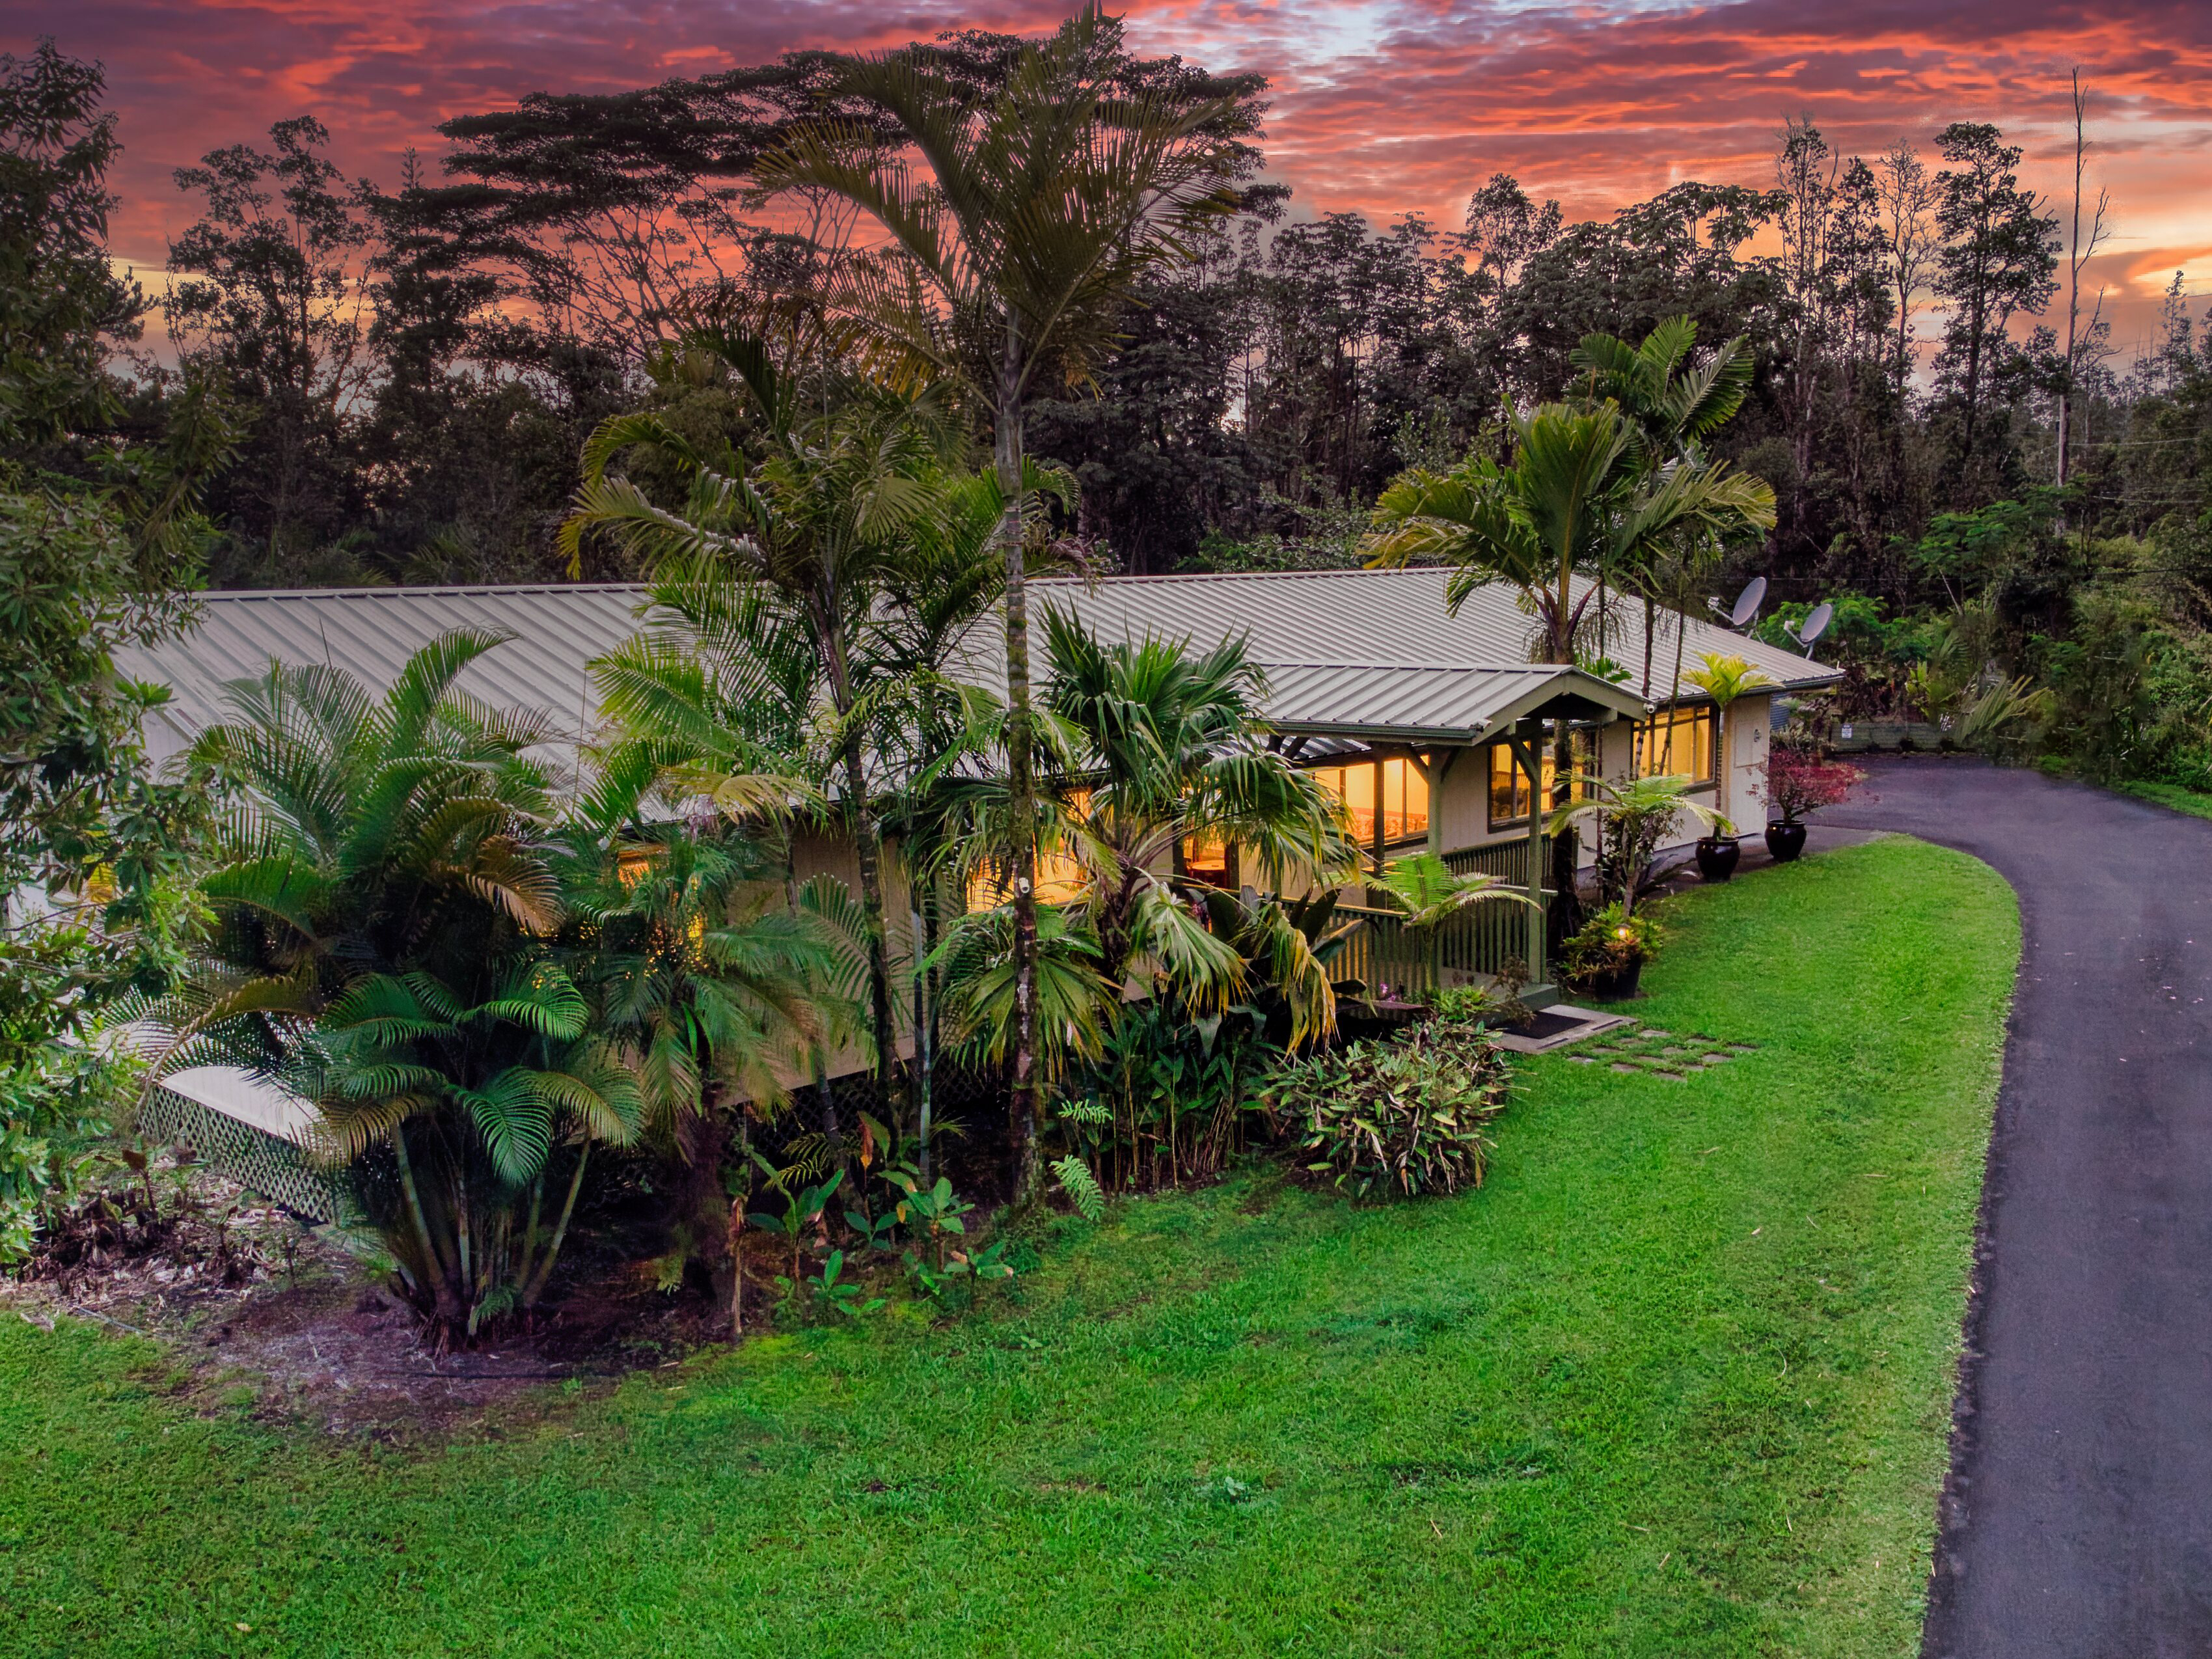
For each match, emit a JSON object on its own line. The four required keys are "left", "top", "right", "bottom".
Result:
{"left": 1721, "top": 693, "right": 1773, "bottom": 833}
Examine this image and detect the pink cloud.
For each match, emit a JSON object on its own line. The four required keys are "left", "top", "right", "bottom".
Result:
{"left": 22, "top": 0, "right": 2208, "bottom": 338}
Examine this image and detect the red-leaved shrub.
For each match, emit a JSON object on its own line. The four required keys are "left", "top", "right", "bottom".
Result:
{"left": 1767, "top": 747, "right": 1865, "bottom": 823}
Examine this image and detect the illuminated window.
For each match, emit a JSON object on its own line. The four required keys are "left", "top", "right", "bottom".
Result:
{"left": 966, "top": 790, "right": 1091, "bottom": 910}
{"left": 965, "top": 847, "right": 1087, "bottom": 911}
{"left": 1182, "top": 831, "right": 1236, "bottom": 887}
{"left": 1632, "top": 707, "right": 1715, "bottom": 783}
{"left": 1308, "top": 756, "right": 1428, "bottom": 847}
{"left": 1487, "top": 734, "right": 1592, "bottom": 829}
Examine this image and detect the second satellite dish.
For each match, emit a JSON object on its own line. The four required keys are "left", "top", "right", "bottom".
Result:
{"left": 1783, "top": 601, "right": 1834, "bottom": 656}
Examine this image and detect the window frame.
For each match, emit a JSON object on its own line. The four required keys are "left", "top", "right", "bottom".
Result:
{"left": 1485, "top": 730, "right": 1594, "bottom": 832}
{"left": 1304, "top": 753, "right": 1431, "bottom": 864}
{"left": 1630, "top": 704, "right": 1719, "bottom": 788}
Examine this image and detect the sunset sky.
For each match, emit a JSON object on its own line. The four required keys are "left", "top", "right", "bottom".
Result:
{"left": 25, "top": 0, "right": 2212, "bottom": 355}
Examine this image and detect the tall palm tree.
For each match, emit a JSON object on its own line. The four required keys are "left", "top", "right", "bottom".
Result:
{"left": 1365, "top": 402, "right": 1773, "bottom": 670}
{"left": 145, "top": 633, "right": 639, "bottom": 1341}
{"left": 1035, "top": 607, "right": 1356, "bottom": 1002}
{"left": 754, "top": 7, "right": 1251, "bottom": 1200}
{"left": 564, "top": 332, "right": 958, "bottom": 1121}
{"left": 1568, "top": 316, "right": 1756, "bottom": 699}
{"left": 1365, "top": 400, "right": 1773, "bottom": 943}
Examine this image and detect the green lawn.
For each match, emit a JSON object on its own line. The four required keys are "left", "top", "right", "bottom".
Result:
{"left": 1, "top": 836, "right": 2015, "bottom": 1658}
{"left": 2116, "top": 778, "right": 2212, "bottom": 821}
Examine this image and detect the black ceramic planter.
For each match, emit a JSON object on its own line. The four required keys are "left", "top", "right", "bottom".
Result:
{"left": 1582, "top": 957, "right": 1644, "bottom": 1001}
{"left": 1764, "top": 821, "right": 1808, "bottom": 862}
{"left": 1695, "top": 835, "right": 1741, "bottom": 883}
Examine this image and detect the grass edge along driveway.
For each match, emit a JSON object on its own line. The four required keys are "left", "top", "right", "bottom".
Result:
{"left": 1, "top": 836, "right": 2015, "bottom": 1658}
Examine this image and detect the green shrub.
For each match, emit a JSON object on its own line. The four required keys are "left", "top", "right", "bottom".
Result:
{"left": 1264, "top": 1017, "right": 1511, "bottom": 1201}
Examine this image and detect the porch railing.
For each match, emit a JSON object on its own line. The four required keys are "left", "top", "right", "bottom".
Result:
{"left": 1333, "top": 837, "right": 1553, "bottom": 1003}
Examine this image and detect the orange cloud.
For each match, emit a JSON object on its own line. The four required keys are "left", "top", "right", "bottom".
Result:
{"left": 29, "top": 0, "right": 2211, "bottom": 343}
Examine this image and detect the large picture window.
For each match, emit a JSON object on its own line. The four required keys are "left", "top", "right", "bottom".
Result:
{"left": 1632, "top": 706, "right": 1716, "bottom": 783}
{"left": 1486, "top": 733, "right": 1591, "bottom": 830}
{"left": 1309, "top": 756, "right": 1428, "bottom": 850}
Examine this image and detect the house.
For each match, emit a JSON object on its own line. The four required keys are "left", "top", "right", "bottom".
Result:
{"left": 121, "top": 566, "right": 1840, "bottom": 1006}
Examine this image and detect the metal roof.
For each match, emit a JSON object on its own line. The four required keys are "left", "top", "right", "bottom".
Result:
{"left": 121, "top": 569, "right": 1837, "bottom": 758}
{"left": 1030, "top": 566, "right": 1839, "bottom": 695}
{"left": 115, "top": 584, "right": 647, "bottom": 764}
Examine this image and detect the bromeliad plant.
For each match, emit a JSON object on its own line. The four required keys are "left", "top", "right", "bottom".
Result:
{"left": 1558, "top": 902, "right": 1663, "bottom": 991}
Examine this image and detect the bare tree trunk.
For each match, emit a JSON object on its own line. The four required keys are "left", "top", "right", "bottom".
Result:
{"left": 996, "top": 328, "right": 1043, "bottom": 1207}
{"left": 910, "top": 901, "right": 934, "bottom": 1183}
{"left": 2056, "top": 71, "right": 2109, "bottom": 493}
{"left": 392, "top": 1122, "right": 463, "bottom": 1333}
{"left": 521, "top": 1144, "right": 589, "bottom": 1311}
{"left": 841, "top": 747, "right": 897, "bottom": 1122}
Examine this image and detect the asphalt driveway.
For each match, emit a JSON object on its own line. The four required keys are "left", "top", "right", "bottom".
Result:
{"left": 1825, "top": 759, "right": 2212, "bottom": 1656}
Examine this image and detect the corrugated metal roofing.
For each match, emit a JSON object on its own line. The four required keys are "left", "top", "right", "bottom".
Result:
{"left": 1030, "top": 566, "right": 1838, "bottom": 694}
{"left": 121, "top": 568, "right": 1838, "bottom": 756}
{"left": 115, "top": 584, "right": 647, "bottom": 763}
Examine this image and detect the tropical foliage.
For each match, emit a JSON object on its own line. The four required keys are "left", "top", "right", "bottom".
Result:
{"left": 1266, "top": 1006, "right": 1512, "bottom": 1201}
{"left": 1551, "top": 773, "right": 1730, "bottom": 916}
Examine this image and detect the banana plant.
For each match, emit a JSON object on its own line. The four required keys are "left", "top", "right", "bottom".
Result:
{"left": 888, "top": 1170, "right": 971, "bottom": 1275}
{"left": 746, "top": 1158, "right": 845, "bottom": 1302}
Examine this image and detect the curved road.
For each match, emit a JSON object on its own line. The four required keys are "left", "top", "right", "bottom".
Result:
{"left": 1825, "top": 760, "right": 2212, "bottom": 1656}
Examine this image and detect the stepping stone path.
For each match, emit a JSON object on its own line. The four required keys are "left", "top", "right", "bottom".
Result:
{"left": 1566, "top": 1021, "right": 1760, "bottom": 1081}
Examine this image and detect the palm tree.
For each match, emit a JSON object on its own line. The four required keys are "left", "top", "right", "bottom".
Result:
{"left": 754, "top": 7, "right": 1251, "bottom": 1200}
{"left": 1034, "top": 607, "right": 1357, "bottom": 1006}
{"left": 146, "top": 633, "right": 639, "bottom": 1341}
{"left": 564, "top": 333, "right": 959, "bottom": 1121}
{"left": 557, "top": 752, "right": 843, "bottom": 1332}
{"left": 1549, "top": 774, "right": 1732, "bottom": 918}
{"left": 1682, "top": 653, "right": 1773, "bottom": 827}
{"left": 1365, "top": 402, "right": 1775, "bottom": 672}
{"left": 1369, "top": 852, "right": 1543, "bottom": 995}
{"left": 1568, "top": 316, "right": 1756, "bottom": 700}
{"left": 1366, "top": 401, "right": 1774, "bottom": 898}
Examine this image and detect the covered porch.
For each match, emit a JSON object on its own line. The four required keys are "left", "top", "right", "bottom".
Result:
{"left": 1258, "top": 661, "right": 1655, "bottom": 1007}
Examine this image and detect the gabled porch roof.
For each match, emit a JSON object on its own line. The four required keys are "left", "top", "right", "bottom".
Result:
{"left": 1255, "top": 659, "right": 1650, "bottom": 746}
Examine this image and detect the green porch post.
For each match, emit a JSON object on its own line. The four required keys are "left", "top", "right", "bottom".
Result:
{"left": 1505, "top": 720, "right": 1546, "bottom": 993}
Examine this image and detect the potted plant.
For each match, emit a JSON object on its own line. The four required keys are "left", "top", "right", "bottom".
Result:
{"left": 1684, "top": 652, "right": 1773, "bottom": 882}
{"left": 1763, "top": 747, "right": 1865, "bottom": 861}
{"left": 1559, "top": 903, "right": 1662, "bottom": 1000}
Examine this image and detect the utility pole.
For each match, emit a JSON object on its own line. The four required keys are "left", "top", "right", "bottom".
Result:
{"left": 2058, "top": 70, "right": 2111, "bottom": 487}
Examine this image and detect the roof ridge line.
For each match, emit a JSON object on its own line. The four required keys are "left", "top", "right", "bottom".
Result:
{"left": 190, "top": 583, "right": 648, "bottom": 601}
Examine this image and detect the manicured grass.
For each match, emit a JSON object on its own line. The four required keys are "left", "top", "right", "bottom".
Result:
{"left": 2116, "top": 778, "right": 2212, "bottom": 821}
{"left": 0, "top": 837, "right": 2015, "bottom": 1658}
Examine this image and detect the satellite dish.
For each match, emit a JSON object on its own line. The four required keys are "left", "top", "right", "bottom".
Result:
{"left": 1784, "top": 600, "right": 1835, "bottom": 657}
{"left": 1725, "top": 576, "right": 1767, "bottom": 630}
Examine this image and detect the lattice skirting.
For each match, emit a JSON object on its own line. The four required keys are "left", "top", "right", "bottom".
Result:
{"left": 139, "top": 1088, "right": 344, "bottom": 1222}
